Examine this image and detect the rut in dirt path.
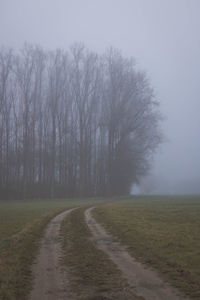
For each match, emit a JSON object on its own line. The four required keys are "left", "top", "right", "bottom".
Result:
{"left": 85, "top": 207, "right": 189, "bottom": 300}
{"left": 29, "top": 208, "right": 77, "bottom": 300}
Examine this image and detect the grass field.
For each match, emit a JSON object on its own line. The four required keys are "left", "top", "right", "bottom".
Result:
{"left": 1, "top": 196, "right": 200, "bottom": 299}
{"left": 0, "top": 199, "right": 101, "bottom": 300}
{"left": 94, "top": 196, "right": 200, "bottom": 298}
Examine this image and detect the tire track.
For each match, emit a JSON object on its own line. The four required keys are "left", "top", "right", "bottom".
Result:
{"left": 85, "top": 207, "right": 188, "bottom": 300}
{"left": 29, "top": 208, "right": 77, "bottom": 300}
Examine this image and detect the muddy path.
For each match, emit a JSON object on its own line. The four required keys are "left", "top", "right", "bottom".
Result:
{"left": 29, "top": 208, "right": 77, "bottom": 300}
{"left": 85, "top": 207, "right": 188, "bottom": 300}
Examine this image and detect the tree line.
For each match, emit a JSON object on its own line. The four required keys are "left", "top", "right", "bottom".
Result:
{"left": 0, "top": 44, "right": 162, "bottom": 199}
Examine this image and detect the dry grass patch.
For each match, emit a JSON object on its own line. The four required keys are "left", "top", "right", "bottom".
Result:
{"left": 61, "top": 207, "right": 141, "bottom": 300}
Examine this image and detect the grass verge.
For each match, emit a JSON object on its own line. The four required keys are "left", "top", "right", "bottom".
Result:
{"left": 93, "top": 196, "right": 200, "bottom": 299}
{"left": 61, "top": 207, "right": 141, "bottom": 300}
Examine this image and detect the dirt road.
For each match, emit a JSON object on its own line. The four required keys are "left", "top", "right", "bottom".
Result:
{"left": 29, "top": 208, "right": 77, "bottom": 300}
{"left": 85, "top": 207, "right": 188, "bottom": 300}
{"left": 29, "top": 206, "right": 188, "bottom": 300}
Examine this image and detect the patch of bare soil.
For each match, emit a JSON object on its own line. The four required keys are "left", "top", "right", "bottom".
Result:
{"left": 29, "top": 208, "right": 77, "bottom": 300}
{"left": 85, "top": 207, "right": 189, "bottom": 300}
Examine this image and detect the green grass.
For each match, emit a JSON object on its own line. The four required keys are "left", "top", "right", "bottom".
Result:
{"left": 0, "top": 198, "right": 102, "bottom": 300}
{"left": 93, "top": 196, "right": 200, "bottom": 299}
{"left": 61, "top": 207, "right": 141, "bottom": 300}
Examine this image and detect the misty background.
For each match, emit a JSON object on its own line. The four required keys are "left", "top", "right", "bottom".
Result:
{"left": 0, "top": 0, "right": 199, "bottom": 195}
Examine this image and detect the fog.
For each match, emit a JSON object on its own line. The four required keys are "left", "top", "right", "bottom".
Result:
{"left": 1, "top": 0, "right": 200, "bottom": 195}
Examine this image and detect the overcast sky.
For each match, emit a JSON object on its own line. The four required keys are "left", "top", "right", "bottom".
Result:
{"left": 0, "top": 0, "right": 200, "bottom": 194}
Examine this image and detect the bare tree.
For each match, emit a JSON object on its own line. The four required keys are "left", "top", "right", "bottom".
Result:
{"left": 0, "top": 44, "right": 162, "bottom": 199}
